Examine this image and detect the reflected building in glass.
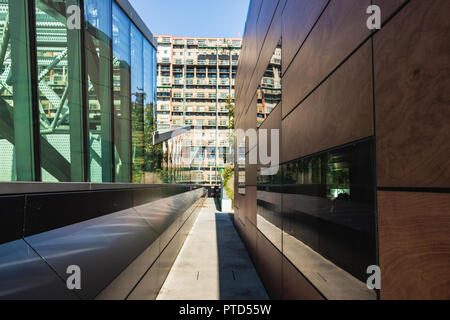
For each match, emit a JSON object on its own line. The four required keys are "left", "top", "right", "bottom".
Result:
{"left": 257, "top": 39, "right": 281, "bottom": 128}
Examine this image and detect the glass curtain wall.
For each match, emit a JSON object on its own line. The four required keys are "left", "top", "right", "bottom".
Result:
{"left": 0, "top": 0, "right": 162, "bottom": 185}
{"left": 130, "top": 25, "right": 144, "bottom": 183}
{"left": 35, "top": 0, "right": 84, "bottom": 182}
{"left": 0, "top": 0, "right": 36, "bottom": 182}
{"left": 84, "top": 0, "right": 113, "bottom": 183}
{"left": 143, "top": 39, "right": 160, "bottom": 184}
{"left": 112, "top": 2, "right": 131, "bottom": 183}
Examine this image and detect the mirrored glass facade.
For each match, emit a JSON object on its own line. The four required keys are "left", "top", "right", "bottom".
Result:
{"left": 257, "top": 39, "right": 281, "bottom": 128}
{"left": 0, "top": 0, "right": 36, "bottom": 182}
{"left": 112, "top": 2, "right": 131, "bottom": 182}
{"left": 84, "top": 0, "right": 113, "bottom": 183}
{"left": 0, "top": 0, "right": 168, "bottom": 185}
{"left": 257, "top": 140, "right": 377, "bottom": 294}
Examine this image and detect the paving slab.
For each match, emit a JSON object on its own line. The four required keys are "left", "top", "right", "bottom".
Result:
{"left": 157, "top": 199, "right": 268, "bottom": 300}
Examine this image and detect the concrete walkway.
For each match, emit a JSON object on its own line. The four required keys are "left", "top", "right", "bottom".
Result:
{"left": 157, "top": 199, "right": 268, "bottom": 300}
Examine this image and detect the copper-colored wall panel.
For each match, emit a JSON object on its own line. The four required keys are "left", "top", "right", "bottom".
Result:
{"left": 246, "top": 159, "right": 257, "bottom": 187}
{"left": 282, "top": 0, "right": 328, "bottom": 74}
{"left": 244, "top": 218, "right": 258, "bottom": 260}
{"left": 374, "top": 0, "right": 408, "bottom": 24}
{"left": 282, "top": 0, "right": 371, "bottom": 118}
{"left": 256, "top": 0, "right": 280, "bottom": 54}
{"left": 375, "top": 0, "right": 450, "bottom": 188}
{"left": 259, "top": 103, "right": 282, "bottom": 132}
{"left": 237, "top": 0, "right": 262, "bottom": 107}
{"left": 244, "top": 93, "right": 257, "bottom": 133}
{"left": 250, "top": 1, "right": 282, "bottom": 101}
{"left": 281, "top": 41, "right": 373, "bottom": 164}
{"left": 378, "top": 191, "right": 450, "bottom": 300}
{"left": 282, "top": 257, "right": 323, "bottom": 300}
{"left": 256, "top": 231, "right": 283, "bottom": 299}
{"left": 245, "top": 187, "right": 257, "bottom": 225}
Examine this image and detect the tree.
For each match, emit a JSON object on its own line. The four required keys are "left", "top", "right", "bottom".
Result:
{"left": 224, "top": 96, "right": 235, "bottom": 129}
{"left": 144, "top": 102, "right": 165, "bottom": 177}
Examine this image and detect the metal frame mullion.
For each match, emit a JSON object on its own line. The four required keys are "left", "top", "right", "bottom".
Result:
{"left": 26, "top": 0, "right": 42, "bottom": 182}
{"left": 79, "top": 0, "right": 89, "bottom": 182}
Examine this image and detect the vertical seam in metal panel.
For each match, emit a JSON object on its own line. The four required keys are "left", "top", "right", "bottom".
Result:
{"left": 370, "top": 0, "right": 381, "bottom": 301}
{"left": 109, "top": 0, "right": 116, "bottom": 183}
{"left": 80, "top": 0, "right": 89, "bottom": 182}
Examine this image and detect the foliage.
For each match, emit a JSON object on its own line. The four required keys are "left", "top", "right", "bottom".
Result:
{"left": 224, "top": 96, "right": 235, "bottom": 129}
{"left": 144, "top": 103, "right": 164, "bottom": 172}
{"left": 222, "top": 166, "right": 235, "bottom": 206}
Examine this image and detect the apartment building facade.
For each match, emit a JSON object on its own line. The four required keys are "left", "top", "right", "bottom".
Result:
{"left": 156, "top": 36, "right": 241, "bottom": 185}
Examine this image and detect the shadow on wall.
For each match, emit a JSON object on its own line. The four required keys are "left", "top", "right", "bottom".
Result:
{"left": 214, "top": 213, "right": 269, "bottom": 300}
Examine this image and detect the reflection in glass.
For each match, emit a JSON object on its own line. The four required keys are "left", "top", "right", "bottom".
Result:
{"left": 112, "top": 3, "right": 131, "bottom": 183}
{"left": 36, "top": 0, "right": 84, "bottom": 182}
{"left": 257, "top": 39, "right": 281, "bottom": 128}
{"left": 0, "top": 0, "right": 162, "bottom": 185}
{"left": 131, "top": 25, "right": 145, "bottom": 183}
{"left": 257, "top": 169, "right": 283, "bottom": 250}
{"left": 237, "top": 137, "right": 246, "bottom": 195}
{"left": 143, "top": 39, "right": 160, "bottom": 184}
{"left": 0, "top": 0, "right": 35, "bottom": 182}
{"left": 282, "top": 140, "right": 376, "bottom": 299}
{"left": 84, "top": 0, "right": 113, "bottom": 182}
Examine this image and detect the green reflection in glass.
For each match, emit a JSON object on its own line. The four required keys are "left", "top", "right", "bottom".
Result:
{"left": 131, "top": 25, "right": 144, "bottom": 183}
{"left": 0, "top": 0, "right": 35, "bottom": 182}
{"left": 36, "top": 0, "right": 84, "bottom": 182}
{"left": 84, "top": 0, "right": 113, "bottom": 183}
{"left": 112, "top": 2, "right": 131, "bottom": 183}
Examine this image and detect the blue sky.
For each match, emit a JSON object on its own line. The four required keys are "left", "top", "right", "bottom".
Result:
{"left": 128, "top": 0, "right": 250, "bottom": 38}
